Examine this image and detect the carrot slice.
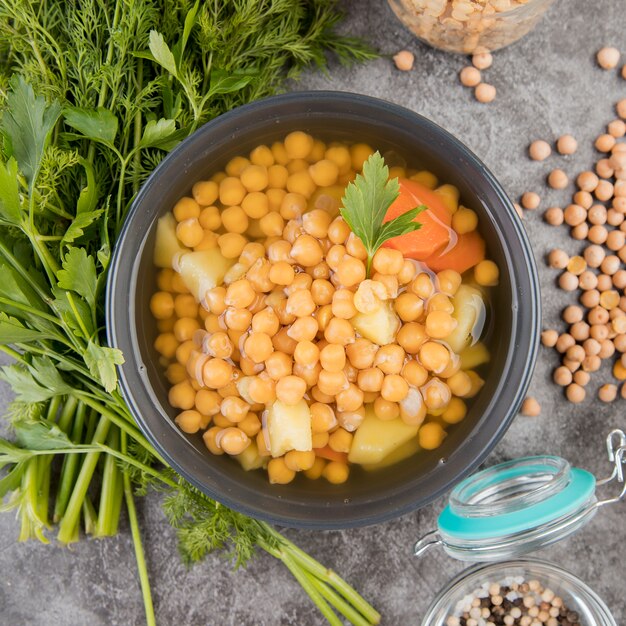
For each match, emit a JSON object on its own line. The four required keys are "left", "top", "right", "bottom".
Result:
{"left": 314, "top": 446, "right": 348, "bottom": 463}
{"left": 422, "top": 230, "right": 486, "bottom": 274}
{"left": 382, "top": 179, "right": 453, "bottom": 261}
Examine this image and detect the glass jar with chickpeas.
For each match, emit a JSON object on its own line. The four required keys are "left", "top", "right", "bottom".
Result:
{"left": 150, "top": 130, "right": 499, "bottom": 486}
{"left": 387, "top": 0, "right": 557, "bottom": 54}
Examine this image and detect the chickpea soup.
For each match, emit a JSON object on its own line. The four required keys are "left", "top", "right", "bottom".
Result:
{"left": 149, "top": 131, "right": 498, "bottom": 486}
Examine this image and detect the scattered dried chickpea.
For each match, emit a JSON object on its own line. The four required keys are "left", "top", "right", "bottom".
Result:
{"left": 520, "top": 397, "right": 541, "bottom": 417}
{"left": 557, "top": 134, "right": 578, "bottom": 155}
{"left": 474, "top": 83, "right": 496, "bottom": 104}
{"left": 521, "top": 191, "right": 540, "bottom": 210}
{"left": 548, "top": 169, "right": 568, "bottom": 190}
{"left": 393, "top": 50, "right": 414, "bottom": 71}
{"left": 460, "top": 66, "right": 481, "bottom": 87}
{"left": 597, "top": 47, "right": 621, "bottom": 70}
{"left": 529, "top": 140, "right": 551, "bottom": 161}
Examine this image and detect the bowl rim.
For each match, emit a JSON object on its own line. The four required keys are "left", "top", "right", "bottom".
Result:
{"left": 106, "top": 90, "right": 540, "bottom": 529}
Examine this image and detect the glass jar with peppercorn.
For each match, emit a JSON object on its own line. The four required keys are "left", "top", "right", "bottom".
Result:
{"left": 414, "top": 432, "right": 625, "bottom": 625}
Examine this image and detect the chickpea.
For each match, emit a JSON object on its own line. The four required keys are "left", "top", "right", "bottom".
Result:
{"left": 290, "top": 234, "right": 324, "bottom": 267}
{"left": 598, "top": 384, "right": 618, "bottom": 403}
{"left": 557, "top": 134, "right": 578, "bottom": 155}
{"left": 570, "top": 321, "right": 590, "bottom": 342}
{"left": 219, "top": 396, "right": 249, "bottom": 424}
{"left": 336, "top": 384, "right": 364, "bottom": 413}
{"left": 284, "top": 450, "right": 316, "bottom": 473}
{"left": 335, "top": 255, "right": 366, "bottom": 287}
{"left": 203, "top": 427, "right": 225, "bottom": 456}
{"left": 275, "top": 375, "right": 307, "bottom": 405}
{"left": 474, "top": 83, "right": 496, "bottom": 104}
{"left": 447, "top": 371, "right": 472, "bottom": 397}
{"left": 442, "top": 398, "right": 467, "bottom": 425}
{"left": 317, "top": 369, "right": 349, "bottom": 396}
{"left": 528, "top": 140, "right": 551, "bottom": 161}
{"left": 419, "top": 422, "right": 446, "bottom": 450}
{"left": 168, "top": 380, "right": 196, "bottom": 410}
{"left": 558, "top": 272, "right": 578, "bottom": 292}
{"left": 310, "top": 403, "right": 336, "bottom": 433}
{"left": 545, "top": 206, "right": 564, "bottom": 225}
{"left": 268, "top": 457, "right": 296, "bottom": 484}
{"left": 577, "top": 171, "right": 599, "bottom": 192}
{"left": 218, "top": 232, "right": 248, "bottom": 259}
{"left": 346, "top": 338, "right": 377, "bottom": 370}
{"left": 564, "top": 204, "right": 586, "bottom": 226}
{"left": 419, "top": 341, "right": 450, "bottom": 373}
{"left": 314, "top": 304, "right": 333, "bottom": 333}
{"left": 324, "top": 318, "right": 355, "bottom": 346}
{"left": 150, "top": 292, "right": 175, "bottom": 320}
{"left": 174, "top": 409, "right": 202, "bottom": 434}
{"left": 202, "top": 358, "right": 233, "bottom": 389}
{"left": 397, "top": 322, "right": 427, "bottom": 354}
{"left": 263, "top": 352, "right": 292, "bottom": 380}
{"left": 319, "top": 343, "right": 347, "bottom": 372}
{"left": 248, "top": 375, "right": 276, "bottom": 404}
{"left": 285, "top": 289, "right": 316, "bottom": 318}
{"left": 588, "top": 225, "right": 608, "bottom": 244}
{"left": 597, "top": 47, "right": 621, "bottom": 69}
{"left": 302, "top": 210, "right": 332, "bottom": 240}
{"left": 357, "top": 367, "right": 384, "bottom": 392}
{"left": 380, "top": 374, "right": 409, "bottom": 402}
{"left": 176, "top": 218, "right": 204, "bottom": 247}
{"left": 541, "top": 329, "right": 558, "bottom": 347}
{"left": 323, "top": 461, "right": 350, "bottom": 484}
{"left": 331, "top": 289, "right": 358, "bottom": 319}
{"left": 421, "top": 378, "right": 451, "bottom": 411}
{"left": 286, "top": 170, "right": 316, "bottom": 198}
{"left": 548, "top": 249, "right": 569, "bottom": 269}
{"left": 284, "top": 131, "right": 313, "bottom": 159}
{"left": 286, "top": 317, "right": 318, "bottom": 344}
{"left": 311, "top": 279, "right": 335, "bottom": 306}
{"left": 548, "top": 169, "right": 568, "bottom": 190}
{"left": 521, "top": 397, "right": 541, "bottom": 417}
{"left": 521, "top": 192, "right": 540, "bottom": 210}
{"left": 251, "top": 308, "right": 280, "bottom": 336}
{"left": 474, "top": 260, "right": 499, "bottom": 287}
{"left": 424, "top": 310, "right": 456, "bottom": 339}
{"left": 573, "top": 370, "right": 590, "bottom": 387}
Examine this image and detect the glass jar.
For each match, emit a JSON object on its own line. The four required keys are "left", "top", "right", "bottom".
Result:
{"left": 422, "top": 559, "right": 617, "bottom": 626}
{"left": 387, "top": 0, "right": 557, "bottom": 54}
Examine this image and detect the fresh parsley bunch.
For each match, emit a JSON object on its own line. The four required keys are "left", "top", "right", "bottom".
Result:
{"left": 0, "top": 2, "right": 379, "bottom": 624}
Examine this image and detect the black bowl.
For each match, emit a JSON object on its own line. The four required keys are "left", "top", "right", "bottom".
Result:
{"left": 106, "top": 91, "right": 540, "bottom": 529}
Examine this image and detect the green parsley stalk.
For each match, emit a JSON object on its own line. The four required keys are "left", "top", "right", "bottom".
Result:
{"left": 0, "top": 1, "right": 380, "bottom": 624}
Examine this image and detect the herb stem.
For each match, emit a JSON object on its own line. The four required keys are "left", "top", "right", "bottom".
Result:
{"left": 95, "top": 426, "right": 121, "bottom": 536}
{"left": 57, "top": 415, "right": 110, "bottom": 544}
{"left": 121, "top": 431, "right": 156, "bottom": 626}
{"left": 308, "top": 572, "right": 372, "bottom": 626}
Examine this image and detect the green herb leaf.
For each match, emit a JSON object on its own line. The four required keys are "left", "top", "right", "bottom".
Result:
{"left": 14, "top": 419, "right": 73, "bottom": 451}
{"left": 0, "top": 157, "right": 22, "bottom": 225}
{"left": 0, "top": 365, "right": 56, "bottom": 403}
{"left": 340, "top": 152, "right": 423, "bottom": 271}
{"left": 149, "top": 30, "right": 178, "bottom": 77}
{"left": 84, "top": 341, "right": 124, "bottom": 392}
{"left": 61, "top": 210, "right": 104, "bottom": 246}
{"left": 0, "top": 313, "right": 54, "bottom": 343}
{"left": 76, "top": 158, "right": 99, "bottom": 214}
{"left": 64, "top": 107, "right": 118, "bottom": 145}
{"left": 29, "top": 356, "right": 74, "bottom": 396}
{"left": 139, "top": 118, "right": 178, "bottom": 149}
{"left": 56, "top": 247, "right": 97, "bottom": 309}
{"left": 209, "top": 72, "right": 255, "bottom": 96}
{"left": 0, "top": 459, "right": 27, "bottom": 496}
{"left": 52, "top": 287, "right": 94, "bottom": 339}
{"left": 180, "top": 0, "right": 201, "bottom": 60}
{"left": 1, "top": 76, "right": 61, "bottom": 188}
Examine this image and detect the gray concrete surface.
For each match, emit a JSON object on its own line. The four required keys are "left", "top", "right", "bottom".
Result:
{"left": 1, "top": 0, "right": 626, "bottom": 624}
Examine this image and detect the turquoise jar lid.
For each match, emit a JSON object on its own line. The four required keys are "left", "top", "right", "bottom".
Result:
{"left": 438, "top": 459, "right": 596, "bottom": 542}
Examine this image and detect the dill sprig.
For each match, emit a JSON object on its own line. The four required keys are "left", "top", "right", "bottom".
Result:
{"left": 0, "top": 1, "right": 380, "bottom": 625}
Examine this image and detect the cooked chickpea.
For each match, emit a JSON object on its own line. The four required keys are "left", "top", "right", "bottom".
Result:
{"left": 175, "top": 409, "right": 202, "bottom": 434}
{"left": 419, "top": 341, "right": 450, "bottom": 373}
{"left": 202, "top": 358, "right": 233, "bottom": 389}
{"left": 425, "top": 310, "right": 457, "bottom": 339}
{"left": 168, "top": 380, "right": 196, "bottom": 410}
{"left": 317, "top": 369, "right": 349, "bottom": 396}
{"left": 275, "top": 375, "right": 307, "bottom": 405}
{"left": 150, "top": 292, "right": 175, "bottom": 320}
{"left": 474, "top": 260, "right": 499, "bottom": 286}
{"left": 244, "top": 332, "right": 274, "bottom": 363}
{"left": 268, "top": 457, "right": 296, "bottom": 484}
{"left": 285, "top": 289, "right": 316, "bottom": 317}
{"left": 323, "top": 461, "right": 349, "bottom": 484}
{"left": 324, "top": 318, "right": 355, "bottom": 346}
{"left": 419, "top": 422, "right": 446, "bottom": 450}
{"left": 335, "top": 255, "right": 366, "bottom": 287}
{"left": 319, "top": 343, "right": 346, "bottom": 372}
{"left": 381, "top": 374, "right": 409, "bottom": 402}
{"left": 336, "top": 384, "right": 364, "bottom": 413}
{"left": 284, "top": 450, "right": 316, "bottom": 472}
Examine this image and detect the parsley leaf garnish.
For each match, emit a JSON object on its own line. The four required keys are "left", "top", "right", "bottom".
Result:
{"left": 340, "top": 152, "right": 425, "bottom": 272}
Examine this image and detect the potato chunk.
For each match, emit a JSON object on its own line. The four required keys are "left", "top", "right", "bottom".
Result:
{"left": 153, "top": 214, "right": 188, "bottom": 268}
{"left": 267, "top": 399, "right": 312, "bottom": 458}
{"left": 176, "top": 249, "right": 233, "bottom": 302}
{"left": 348, "top": 405, "right": 419, "bottom": 465}
{"left": 351, "top": 301, "right": 400, "bottom": 346}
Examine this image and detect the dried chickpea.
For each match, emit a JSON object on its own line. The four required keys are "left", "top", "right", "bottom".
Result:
{"left": 553, "top": 366, "right": 572, "bottom": 387}
{"left": 599, "top": 384, "right": 618, "bottom": 403}
{"left": 558, "top": 272, "right": 578, "bottom": 291}
{"left": 529, "top": 140, "right": 551, "bottom": 161}
{"left": 555, "top": 333, "right": 575, "bottom": 353}
{"left": 541, "top": 330, "right": 558, "bottom": 347}
{"left": 548, "top": 249, "right": 569, "bottom": 269}
{"left": 548, "top": 169, "right": 568, "bottom": 190}
{"left": 521, "top": 191, "right": 540, "bottom": 210}
{"left": 557, "top": 134, "right": 578, "bottom": 155}
{"left": 544, "top": 207, "right": 564, "bottom": 226}
{"left": 460, "top": 66, "right": 481, "bottom": 87}
{"left": 521, "top": 397, "right": 541, "bottom": 417}
{"left": 474, "top": 83, "right": 496, "bottom": 104}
